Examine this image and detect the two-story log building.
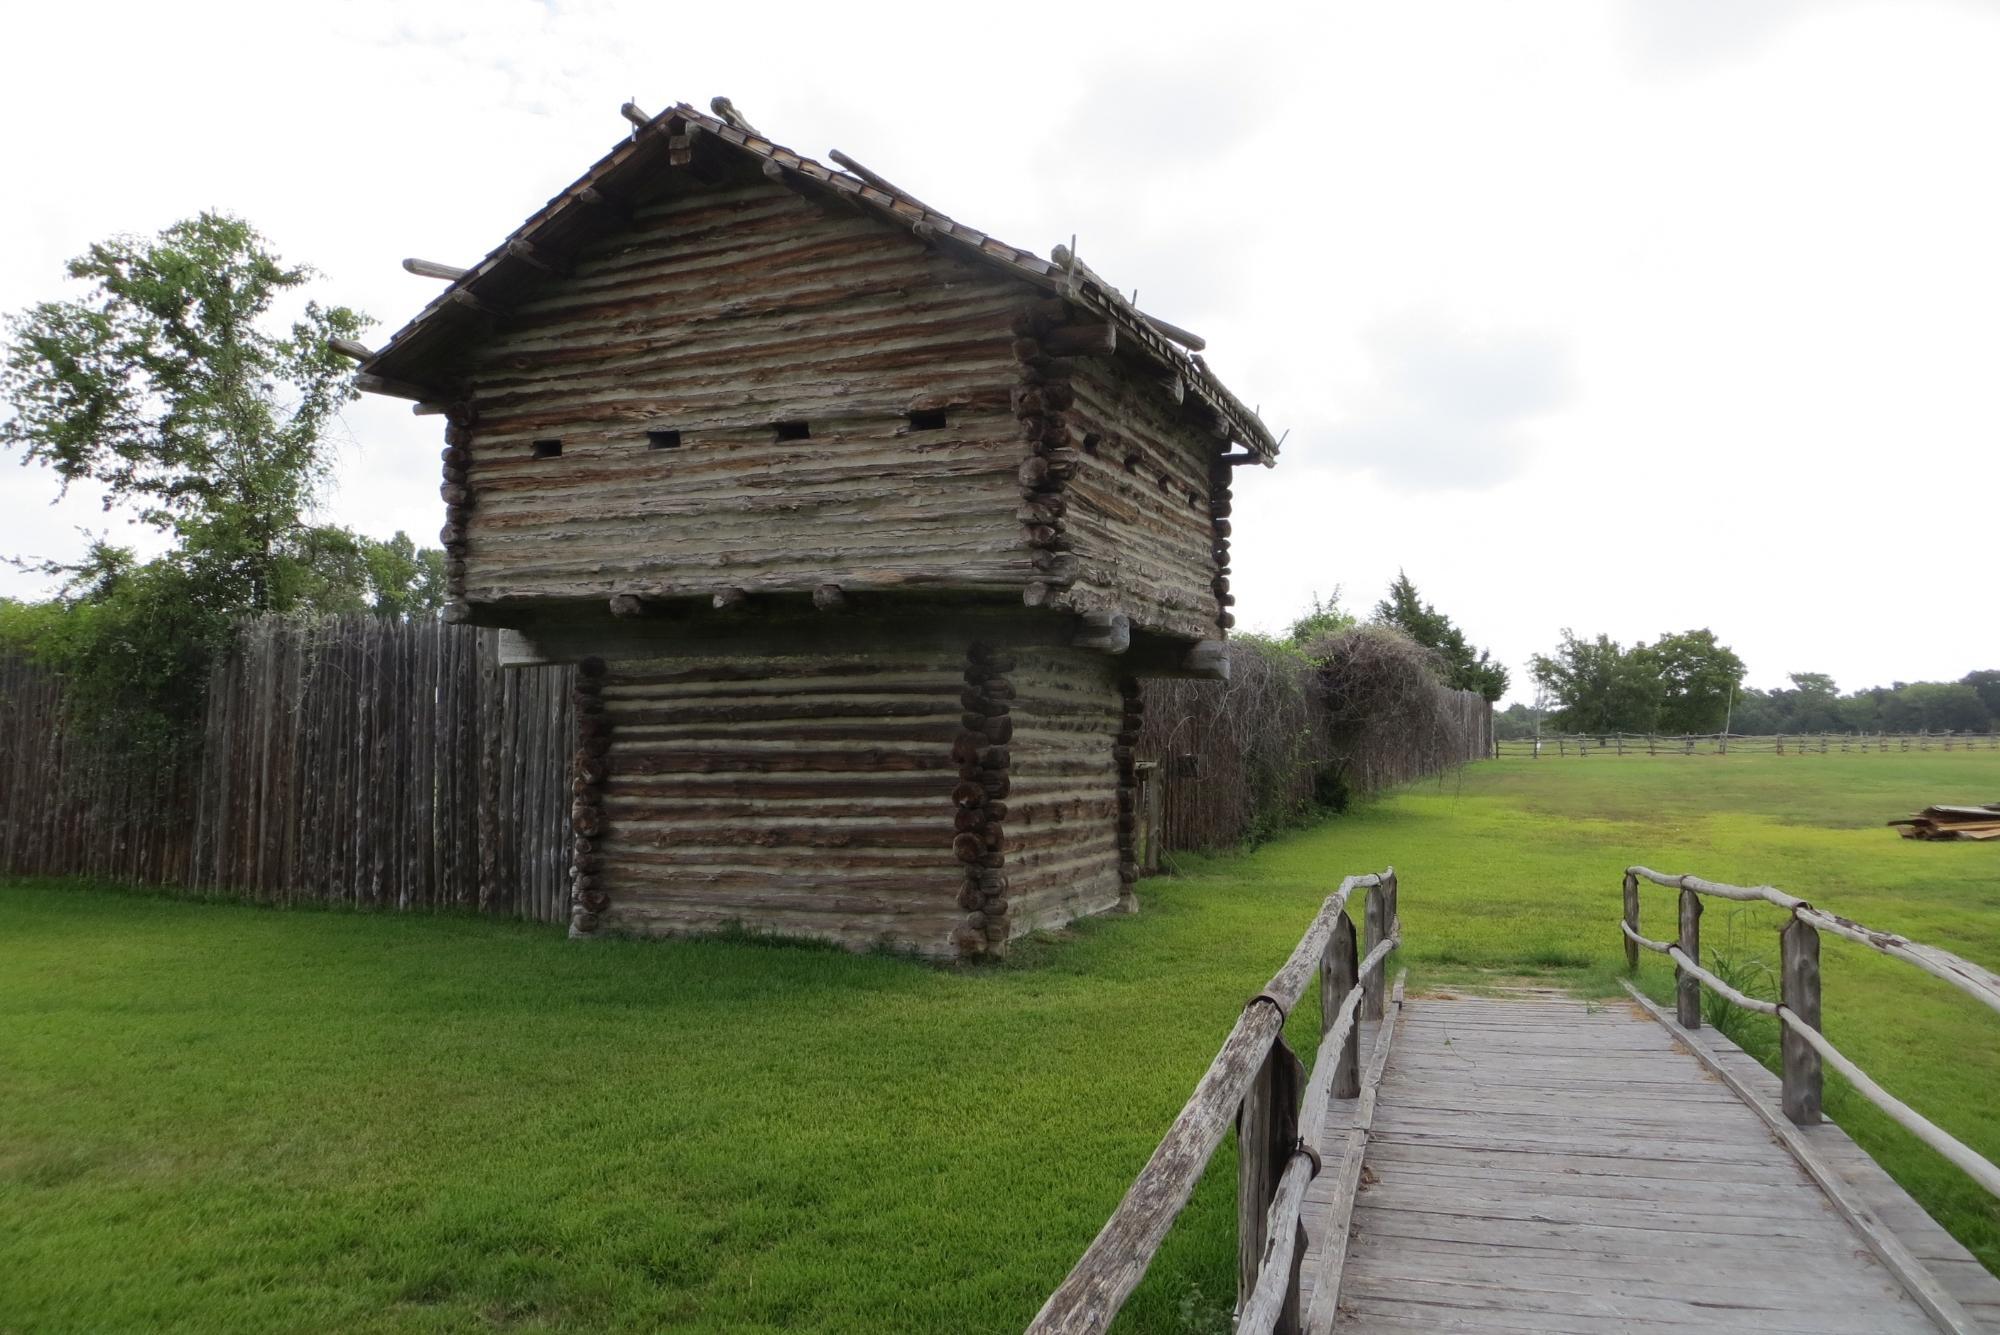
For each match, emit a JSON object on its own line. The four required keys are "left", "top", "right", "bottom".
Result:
{"left": 353, "top": 97, "right": 1280, "bottom": 957}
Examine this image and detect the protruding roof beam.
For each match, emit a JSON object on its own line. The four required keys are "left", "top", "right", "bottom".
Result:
{"left": 829, "top": 149, "right": 939, "bottom": 215}
{"left": 403, "top": 258, "right": 467, "bottom": 280}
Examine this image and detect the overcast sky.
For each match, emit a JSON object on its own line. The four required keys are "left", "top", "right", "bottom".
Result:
{"left": 4, "top": 0, "right": 1995, "bottom": 703}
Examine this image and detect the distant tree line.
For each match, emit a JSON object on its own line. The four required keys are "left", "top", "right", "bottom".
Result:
{"left": 1727, "top": 671, "right": 1998, "bottom": 736}
{"left": 1496, "top": 623, "right": 1997, "bottom": 738}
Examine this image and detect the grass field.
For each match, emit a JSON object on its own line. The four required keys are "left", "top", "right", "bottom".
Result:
{"left": 3, "top": 751, "right": 1996, "bottom": 1333}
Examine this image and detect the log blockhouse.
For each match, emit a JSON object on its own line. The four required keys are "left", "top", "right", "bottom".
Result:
{"left": 356, "top": 98, "right": 1280, "bottom": 957}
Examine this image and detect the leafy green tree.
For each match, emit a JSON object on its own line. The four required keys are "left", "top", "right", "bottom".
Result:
{"left": 1371, "top": 571, "right": 1509, "bottom": 702}
{"left": 2, "top": 212, "right": 370, "bottom": 610}
{"left": 1962, "top": 670, "right": 2000, "bottom": 720}
{"left": 1782, "top": 673, "right": 1845, "bottom": 732}
{"left": 1529, "top": 631, "right": 1661, "bottom": 732}
{"left": 1, "top": 214, "right": 441, "bottom": 746}
{"left": 1285, "top": 589, "right": 1357, "bottom": 648}
{"left": 1885, "top": 682, "right": 1991, "bottom": 733}
{"left": 1631, "top": 628, "right": 1746, "bottom": 734}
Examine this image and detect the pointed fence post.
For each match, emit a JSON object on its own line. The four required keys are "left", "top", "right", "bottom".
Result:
{"left": 1326, "top": 914, "right": 1360, "bottom": 1098}
{"left": 1622, "top": 871, "right": 1640, "bottom": 973}
{"left": 1781, "top": 917, "right": 1823, "bottom": 1125}
{"left": 1237, "top": 1036, "right": 1303, "bottom": 1330}
{"left": 1676, "top": 886, "right": 1703, "bottom": 1029}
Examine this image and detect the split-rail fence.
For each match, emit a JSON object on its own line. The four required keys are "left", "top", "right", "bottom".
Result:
{"left": 1495, "top": 730, "right": 1998, "bottom": 758}
{"left": 1027, "top": 869, "right": 1404, "bottom": 1334}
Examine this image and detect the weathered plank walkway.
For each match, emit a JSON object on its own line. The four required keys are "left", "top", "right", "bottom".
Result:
{"left": 1306, "top": 991, "right": 2000, "bottom": 1333}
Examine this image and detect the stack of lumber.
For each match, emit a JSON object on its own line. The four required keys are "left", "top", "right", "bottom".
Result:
{"left": 1889, "top": 803, "right": 2000, "bottom": 840}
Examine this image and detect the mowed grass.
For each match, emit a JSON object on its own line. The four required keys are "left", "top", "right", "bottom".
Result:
{"left": 2, "top": 750, "right": 1996, "bottom": 1332}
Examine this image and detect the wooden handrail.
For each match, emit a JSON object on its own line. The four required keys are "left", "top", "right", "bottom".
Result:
{"left": 1027, "top": 869, "right": 1400, "bottom": 1335}
{"left": 1619, "top": 869, "right": 2000, "bottom": 1201}
{"left": 1626, "top": 865, "right": 2000, "bottom": 1016}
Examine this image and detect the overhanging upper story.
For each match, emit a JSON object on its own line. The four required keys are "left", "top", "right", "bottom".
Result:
{"left": 352, "top": 98, "right": 1279, "bottom": 657}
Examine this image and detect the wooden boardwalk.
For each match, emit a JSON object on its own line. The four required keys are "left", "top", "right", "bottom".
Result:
{"left": 1304, "top": 992, "right": 2000, "bottom": 1333}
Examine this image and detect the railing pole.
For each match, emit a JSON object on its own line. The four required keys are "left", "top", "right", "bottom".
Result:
{"left": 1781, "top": 916, "right": 1823, "bottom": 1125}
{"left": 1677, "top": 886, "right": 1703, "bottom": 1029}
{"left": 1363, "top": 883, "right": 1390, "bottom": 1021}
{"left": 1326, "top": 913, "right": 1361, "bottom": 1098}
{"left": 1622, "top": 871, "right": 1640, "bottom": 973}
{"left": 1236, "top": 1038, "right": 1302, "bottom": 1329}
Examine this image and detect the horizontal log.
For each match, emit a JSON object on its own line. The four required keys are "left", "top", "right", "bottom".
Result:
{"left": 1042, "top": 322, "right": 1117, "bottom": 357}
{"left": 330, "top": 337, "right": 375, "bottom": 362}
{"left": 355, "top": 372, "right": 436, "bottom": 402}
{"left": 1072, "top": 611, "right": 1131, "bottom": 655}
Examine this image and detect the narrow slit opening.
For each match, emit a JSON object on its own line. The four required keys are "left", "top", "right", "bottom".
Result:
{"left": 773, "top": 420, "right": 812, "bottom": 441}
{"left": 532, "top": 439, "right": 563, "bottom": 459}
{"left": 647, "top": 429, "right": 682, "bottom": 450}
{"left": 908, "top": 410, "right": 948, "bottom": 431}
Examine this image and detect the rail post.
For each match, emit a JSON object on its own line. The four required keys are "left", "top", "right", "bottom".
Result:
{"left": 1236, "top": 1038, "right": 1303, "bottom": 1331}
{"left": 1363, "top": 882, "right": 1391, "bottom": 1020}
{"left": 1326, "top": 913, "right": 1361, "bottom": 1098}
{"left": 1781, "top": 917, "right": 1823, "bottom": 1125}
{"left": 1676, "top": 886, "right": 1703, "bottom": 1029}
{"left": 1622, "top": 871, "right": 1640, "bottom": 972}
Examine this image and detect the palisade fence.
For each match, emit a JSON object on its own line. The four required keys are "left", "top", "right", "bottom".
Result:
{"left": 4, "top": 618, "right": 1493, "bottom": 914}
{"left": 1494, "top": 731, "right": 2000, "bottom": 758}
{"left": 0, "top": 617, "right": 575, "bottom": 921}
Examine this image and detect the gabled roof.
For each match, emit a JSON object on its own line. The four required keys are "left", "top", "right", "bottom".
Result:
{"left": 360, "top": 100, "right": 1278, "bottom": 463}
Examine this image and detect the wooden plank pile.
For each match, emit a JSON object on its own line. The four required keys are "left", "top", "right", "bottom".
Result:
{"left": 1889, "top": 804, "right": 2000, "bottom": 840}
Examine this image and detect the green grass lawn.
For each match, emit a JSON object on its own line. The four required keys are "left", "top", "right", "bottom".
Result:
{"left": 3, "top": 751, "right": 1996, "bottom": 1333}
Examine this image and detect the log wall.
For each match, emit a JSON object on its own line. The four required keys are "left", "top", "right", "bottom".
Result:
{"left": 576, "top": 643, "right": 1132, "bottom": 957}
{"left": 589, "top": 650, "right": 970, "bottom": 952}
{"left": 1057, "top": 355, "right": 1226, "bottom": 640}
{"left": 1002, "top": 649, "right": 1129, "bottom": 933}
{"left": 456, "top": 181, "right": 1031, "bottom": 608}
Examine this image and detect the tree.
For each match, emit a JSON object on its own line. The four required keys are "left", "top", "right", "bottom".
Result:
{"left": 1371, "top": 571, "right": 1509, "bottom": 703}
{"left": 1285, "top": 589, "right": 1357, "bottom": 648}
{"left": 1632, "top": 628, "right": 1746, "bottom": 734}
{"left": 1886, "top": 682, "right": 1991, "bottom": 734}
{"left": 2, "top": 212, "right": 372, "bottom": 610}
{"left": 1, "top": 214, "right": 441, "bottom": 746}
{"left": 1962, "top": 670, "right": 2000, "bottom": 720}
{"left": 1529, "top": 631, "right": 1660, "bottom": 732}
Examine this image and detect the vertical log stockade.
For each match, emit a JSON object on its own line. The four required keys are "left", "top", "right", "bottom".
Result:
{"left": 348, "top": 95, "right": 1281, "bottom": 957}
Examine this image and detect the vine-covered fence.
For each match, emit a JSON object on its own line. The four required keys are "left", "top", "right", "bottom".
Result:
{"left": 1139, "top": 641, "right": 1493, "bottom": 854}
{"left": 0, "top": 617, "right": 574, "bottom": 920}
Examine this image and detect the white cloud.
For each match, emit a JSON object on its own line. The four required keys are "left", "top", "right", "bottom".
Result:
{"left": 1305, "top": 318, "right": 1574, "bottom": 491}
{"left": 4, "top": 0, "right": 1998, "bottom": 703}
